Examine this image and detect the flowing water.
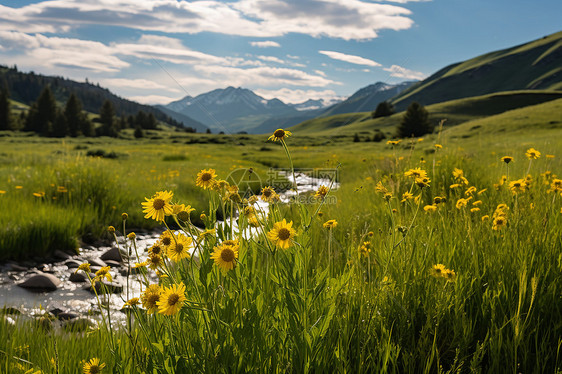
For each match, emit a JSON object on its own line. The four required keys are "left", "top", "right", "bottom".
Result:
{"left": 0, "top": 172, "right": 338, "bottom": 324}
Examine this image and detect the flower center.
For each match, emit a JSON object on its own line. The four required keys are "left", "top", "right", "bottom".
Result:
{"left": 201, "top": 173, "right": 212, "bottom": 182}
{"left": 175, "top": 243, "right": 184, "bottom": 253}
{"left": 153, "top": 198, "right": 165, "bottom": 210}
{"left": 151, "top": 245, "right": 161, "bottom": 255}
{"left": 274, "top": 129, "right": 285, "bottom": 138}
{"left": 435, "top": 268, "right": 442, "bottom": 274}
{"left": 168, "top": 294, "right": 180, "bottom": 306}
{"left": 220, "top": 248, "right": 235, "bottom": 262}
{"left": 162, "top": 237, "right": 172, "bottom": 246}
{"left": 148, "top": 294, "right": 160, "bottom": 306}
{"left": 263, "top": 190, "right": 272, "bottom": 197}
{"left": 278, "top": 228, "right": 291, "bottom": 240}
{"left": 90, "top": 366, "right": 101, "bottom": 374}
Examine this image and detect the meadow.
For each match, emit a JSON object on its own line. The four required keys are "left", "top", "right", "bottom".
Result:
{"left": 1, "top": 112, "right": 562, "bottom": 373}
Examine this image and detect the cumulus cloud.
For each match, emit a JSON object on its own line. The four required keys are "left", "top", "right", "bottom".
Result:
{"left": 254, "top": 88, "right": 342, "bottom": 104}
{"left": 383, "top": 64, "right": 426, "bottom": 80}
{"left": 193, "top": 65, "right": 339, "bottom": 88}
{"left": 0, "top": 0, "right": 415, "bottom": 41}
{"left": 250, "top": 40, "right": 281, "bottom": 48}
{"left": 0, "top": 31, "right": 129, "bottom": 72}
{"left": 319, "top": 50, "right": 381, "bottom": 67}
{"left": 234, "top": 0, "right": 413, "bottom": 40}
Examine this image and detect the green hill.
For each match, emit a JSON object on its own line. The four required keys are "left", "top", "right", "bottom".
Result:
{"left": 391, "top": 31, "right": 562, "bottom": 110}
{"left": 442, "top": 97, "right": 562, "bottom": 140}
{"left": 291, "top": 90, "right": 562, "bottom": 136}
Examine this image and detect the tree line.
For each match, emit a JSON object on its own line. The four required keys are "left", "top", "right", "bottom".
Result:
{"left": 0, "top": 85, "right": 197, "bottom": 137}
{"left": 0, "top": 65, "right": 198, "bottom": 131}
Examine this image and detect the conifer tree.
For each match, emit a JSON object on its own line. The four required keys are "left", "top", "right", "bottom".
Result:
{"left": 372, "top": 101, "right": 394, "bottom": 119}
{"left": 64, "top": 93, "right": 83, "bottom": 137}
{"left": 25, "top": 86, "right": 57, "bottom": 135}
{"left": 396, "top": 102, "right": 433, "bottom": 138}
{"left": 99, "top": 99, "right": 118, "bottom": 137}
{"left": 0, "top": 90, "right": 12, "bottom": 131}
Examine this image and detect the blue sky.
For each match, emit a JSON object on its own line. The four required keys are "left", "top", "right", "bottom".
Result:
{"left": 0, "top": 0, "right": 560, "bottom": 105}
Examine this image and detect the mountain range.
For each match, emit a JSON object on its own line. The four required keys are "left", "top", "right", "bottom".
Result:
{"left": 162, "top": 81, "right": 415, "bottom": 134}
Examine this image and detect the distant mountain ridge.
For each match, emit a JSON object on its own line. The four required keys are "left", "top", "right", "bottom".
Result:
{"left": 164, "top": 86, "right": 303, "bottom": 133}
{"left": 0, "top": 65, "right": 208, "bottom": 132}
{"left": 390, "top": 30, "right": 562, "bottom": 109}
{"left": 320, "top": 81, "right": 416, "bottom": 117}
{"left": 164, "top": 82, "right": 415, "bottom": 134}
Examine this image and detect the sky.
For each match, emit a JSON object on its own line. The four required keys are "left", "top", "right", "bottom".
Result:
{"left": 0, "top": 0, "right": 560, "bottom": 105}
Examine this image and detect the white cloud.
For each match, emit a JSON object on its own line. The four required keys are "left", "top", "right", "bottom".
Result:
{"left": 319, "top": 50, "right": 381, "bottom": 67}
{"left": 255, "top": 88, "right": 342, "bottom": 104}
{"left": 127, "top": 94, "right": 182, "bottom": 105}
{"left": 193, "top": 65, "right": 339, "bottom": 88}
{"left": 383, "top": 64, "right": 426, "bottom": 80}
{"left": 100, "top": 78, "right": 177, "bottom": 91}
{"left": 250, "top": 41, "right": 281, "bottom": 48}
{"left": 0, "top": 0, "right": 415, "bottom": 41}
{"left": 235, "top": 0, "right": 413, "bottom": 40}
{"left": 0, "top": 31, "right": 129, "bottom": 72}
{"left": 256, "top": 55, "right": 285, "bottom": 64}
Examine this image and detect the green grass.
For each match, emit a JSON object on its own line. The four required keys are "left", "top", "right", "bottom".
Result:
{"left": 1, "top": 115, "right": 562, "bottom": 372}
{"left": 291, "top": 91, "right": 562, "bottom": 137}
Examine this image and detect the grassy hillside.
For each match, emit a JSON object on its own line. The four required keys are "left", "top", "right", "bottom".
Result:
{"left": 391, "top": 31, "right": 562, "bottom": 109}
{"left": 442, "top": 97, "right": 562, "bottom": 140}
{"left": 291, "top": 90, "right": 562, "bottom": 137}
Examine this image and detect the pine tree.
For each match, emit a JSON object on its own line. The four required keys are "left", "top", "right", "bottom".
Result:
{"left": 51, "top": 109, "right": 68, "bottom": 138}
{"left": 99, "top": 100, "right": 118, "bottom": 137}
{"left": 146, "top": 113, "right": 158, "bottom": 130}
{"left": 25, "top": 86, "right": 57, "bottom": 135}
{"left": 0, "top": 90, "right": 12, "bottom": 131}
{"left": 134, "top": 126, "right": 144, "bottom": 138}
{"left": 396, "top": 102, "right": 433, "bottom": 138}
{"left": 64, "top": 93, "right": 83, "bottom": 137}
{"left": 372, "top": 101, "right": 394, "bottom": 119}
{"left": 80, "top": 117, "right": 95, "bottom": 137}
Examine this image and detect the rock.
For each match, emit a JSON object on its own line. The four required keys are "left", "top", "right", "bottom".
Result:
{"left": 38, "top": 264, "right": 56, "bottom": 273}
{"left": 53, "top": 250, "right": 72, "bottom": 260}
{"left": 17, "top": 272, "right": 61, "bottom": 292}
{"left": 57, "top": 312, "right": 79, "bottom": 321}
{"left": 49, "top": 306, "right": 65, "bottom": 317}
{"left": 3, "top": 316, "right": 16, "bottom": 326}
{"left": 87, "top": 258, "right": 107, "bottom": 268}
{"left": 104, "top": 260, "right": 122, "bottom": 268}
{"left": 86, "top": 280, "right": 123, "bottom": 294}
{"left": 69, "top": 272, "right": 89, "bottom": 283}
{"left": 64, "top": 259, "right": 82, "bottom": 269}
{"left": 100, "top": 247, "right": 125, "bottom": 262}
{"left": 6, "top": 263, "right": 28, "bottom": 272}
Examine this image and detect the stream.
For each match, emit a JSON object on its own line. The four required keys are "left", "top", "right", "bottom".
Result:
{"left": 0, "top": 171, "right": 338, "bottom": 327}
